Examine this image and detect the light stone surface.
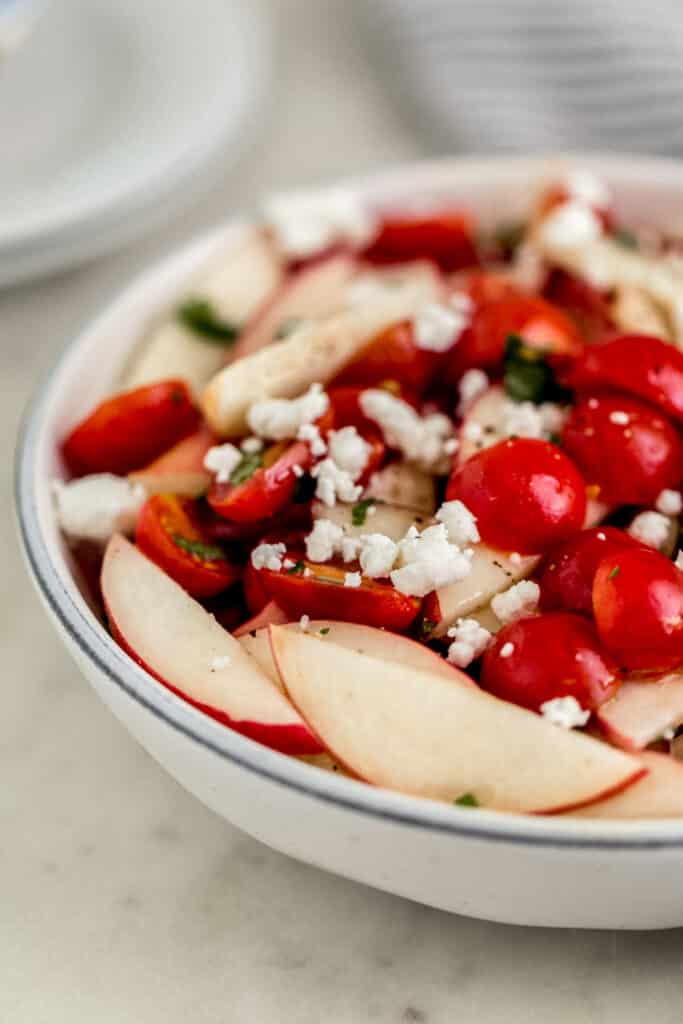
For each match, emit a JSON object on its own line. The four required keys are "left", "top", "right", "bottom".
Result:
{"left": 2, "top": 2, "right": 683, "bottom": 1021}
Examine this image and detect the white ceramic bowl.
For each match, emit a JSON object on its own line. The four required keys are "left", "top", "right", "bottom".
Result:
{"left": 16, "top": 155, "right": 683, "bottom": 930}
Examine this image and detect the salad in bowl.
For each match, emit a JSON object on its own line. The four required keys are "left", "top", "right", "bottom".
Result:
{"left": 49, "top": 168, "right": 683, "bottom": 821}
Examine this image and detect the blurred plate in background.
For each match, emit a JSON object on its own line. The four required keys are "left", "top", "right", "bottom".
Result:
{"left": 0, "top": 0, "right": 271, "bottom": 285}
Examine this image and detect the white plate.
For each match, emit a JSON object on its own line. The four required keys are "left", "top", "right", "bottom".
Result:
{"left": 0, "top": 0, "right": 271, "bottom": 285}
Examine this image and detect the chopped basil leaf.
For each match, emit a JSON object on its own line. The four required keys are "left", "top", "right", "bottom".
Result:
{"left": 229, "top": 452, "right": 263, "bottom": 486}
{"left": 177, "top": 298, "right": 239, "bottom": 344}
{"left": 172, "top": 535, "right": 226, "bottom": 561}
{"left": 275, "top": 317, "right": 304, "bottom": 340}
{"left": 608, "top": 565, "right": 621, "bottom": 580}
{"left": 612, "top": 227, "right": 638, "bottom": 250}
{"left": 319, "top": 627, "right": 331, "bottom": 635}
{"left": 351, "top": 498, "right": 376, "bottom": 527}
{"left": 493, "top": 221, "right": 526, "bottom": 258}
{"left": 420, "top": 618, "right": 437, "bottom": 638}
{"left": 503, "top": 335, "right": 569, "bottom": 405}
{"left": 286, "top": 559, "right": 305, "bottom": 576}
{"left": 454, "top": 792, "right": 479, "bottom": 808}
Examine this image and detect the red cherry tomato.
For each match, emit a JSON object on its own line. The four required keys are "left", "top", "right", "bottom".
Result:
{"left": 63, "top": 380, "right": 199, "bottom": 476}
{"left": 447, "top": 438, "right": 587, "bottom": 554}
{"left": 449, "top": 286, "right": 583, "bottom": 379}
{"left": 558, "top": 334, "right": 683, "bottom": 425}
{"left": 538, "top": 526, "right": 644, "bottom": 617}
{"left": 481, "top": 612, "right": 620, "bottom": 713}
{"left": 561, "top": 394, "right": 683, "bottom": 507}
{"left": 332, "top": 320, "right": 443, "bottom": 393}
{"left": 135, "top": 495, "right": 240, "bottom": 599}
{"left": 243, "top": 560, "right": 270, "bottom": 615}
{"left": 542, "top": 268, "right": 615, "bottom": 342}
{"left": 593, "top": 548, "right": 683, "bottom": 672}
{"left": 254, "top": 555, "right": 421, "bottom": 631}
{"left": 207, "top": 440, "right": 312, "bottom": 524}
{"left": 328, "top": 384, "right": 418, "bottom": 434}
{"left": 362, "top": 209, "right": 478, "bottom": 271}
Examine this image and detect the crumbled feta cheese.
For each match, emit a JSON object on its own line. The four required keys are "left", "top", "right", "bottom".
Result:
{"left": 538, "top": 402, "right": 568, "bottom": 436}
{"left": 359, "top": 389, "right": 455, "bottom": 473}
{"left": 676, "top": 550, "right": 683, "bottom": 571}
{"left": 299, "top": 614, "right": 311, "bottom": 631}
{"left": 247, "top": 383, "right": 329, "bottom": 441}
{"left": 52, "top": 474, "right": 146, "bottom": 545}
{"left": 297, "top": 422, "right": 327, "bottom": 457}
{"left": 251, "top": 542, "right": 286, "bottom": 572}
{"left": 656, "top": 489, "right": 682, "bottom": 516}
{"left": 491, "top": 580, "right": 540, "bottom": 624}
{"left": 327, "top": 426, "right": 371, "bottom": 480}
{"left": 463, "top": 421, "right": 483, "bottom": 442}
{"left": 341, "top": 535, "right": 361, "bottom": 562}
{"left": 312, "top": 458, "right": 363, "bottom": 507}
{"left": 358, "top": 533, "right": 398, "bottom": 578}
{"left": 503, "top": 401, "right": 544, "bottom": 439}
{"left": 282, "top": 558, "right": 295, "bottom": 570}
{"left": 628, "top": 511, "right": 671, "bottom": 551}
{"left": 390, "top": 523, "right": 471, "bottom": 597}
{"left": 446, "top": 618, "right": 492, "bottom": 668}
{"left": 413, "top": 295, "right": 471, "bottom": 352}
{"left": 292, "top": 463, "right": 304, "bottom": 478}
{"left": 210, "top": 655, "right": 231, "bottom": 671}
{"left": 565, "top": 169, "right": 610, "bottom": 210}
{"left": 203, "top": 442, "right": 243, "bottom": 483}
{"left": 458, "top": 368, "right": 489, "bottom": 412}
{"left": 241, "top": 436, "right": 264, "bottom": 454}
{"left": 443, "top": 437, "right": 460, "bottom": 456}
{"left": 609, "top": 410, "right": 630, "bottom": 426}
{"left": 306, "top": 518, "right": 345, "bottom": 563}
{"left": 538, "top": 200, "right": 603, "bottom": 249}
{"left": 344, "top": 571, "right": 362, "bottom": 588}
{"left": 499, "top": 642, "right": 515, "bottom": 659}
{"left": 264, "top": 188, "right": 374, "bottom": 259}
{"left": 436, "top": 500, "right": 480, "bottom": 546}
{"left": 540, "top": 695, "right": 591, "bottom": 729}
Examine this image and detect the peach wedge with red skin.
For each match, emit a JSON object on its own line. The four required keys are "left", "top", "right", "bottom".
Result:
{"left": 596, "top": 673, "right": 683, "bottom": 751}
{"left": 101, "top": 534, "right": 322, "bottom": 755}
{"left": 566, "top": 753, "right": 683, "bottom": 820}
{"left": 269, "top": 626, "right": 645, "bottom": 814}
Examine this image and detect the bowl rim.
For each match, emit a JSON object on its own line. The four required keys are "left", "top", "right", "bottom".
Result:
{"left": 16, "top": 151, "right": 683, "bottom": 850}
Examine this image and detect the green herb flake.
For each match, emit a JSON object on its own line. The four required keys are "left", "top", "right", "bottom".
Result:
{"left": 286, "top": 559, "right": 305, "bottom": 576}
{"left": 351, "top": 498, "right": 376, "bottom": 527}
{"left": 493, "top": 221, "right": 526, "bottom": 258}
{"left": 229, "top": 451, "right": 263, "bottom": 486}
{"left": 503, "top": 334, "right": 569, "bottom": 405}
{"left": 177, "top": 298, "right": 239, "bottom": 344}
{"left": 420, "top": 618, "right": 437, "bottom": 638}
{"left": 608, "top": 564, "right": 621, "bottom": 580}
{"left": 612, "top": 227, "right": 638, "bottom": 250}
{"left": 319, "top": 627, "right": 331, "bottom": 636}
{"left": 454, "top": 793, "right": 479, "bottom": 808}
{"left": 172, "top": 535, "right": 226, "bottom": 562}
{"left": 274, "top": 317, "right": 304, "bottom": 340}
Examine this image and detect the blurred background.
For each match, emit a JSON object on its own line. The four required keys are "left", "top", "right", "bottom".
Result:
{"left": 4, "top": 2, "right": 683, "bottom": 1021}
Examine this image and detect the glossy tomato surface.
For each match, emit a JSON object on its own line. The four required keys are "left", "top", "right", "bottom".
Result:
{"left": 362, "top": 209, "right": 478, "bottom": 271}
{"left": 538, "top": 527, "right": 644, "bottom": 617}
{"left": 208, "top": 441, "right": 312, "bottom": 524}
{"left": 447, "top": 438, "right": 587, "bottom": 554}
{"left": 593, "top": 547, "right": 683, "bottom": 672}
{"left": 135, "top": 495, "right": 240, "bottom": 598}
{"left": 333, "top": 320, "right": 443, "bottom": 393}
{"left": 63, "top": 380, "right": 199, "bottom": 476}
{"left": 542, "top": 268, "right": 615, "bottom": 342}
{"left": 561, "top": 394, "right": 683, "bottom": 506}
{"left": 481, "top": 611, "right": 620, "bottom": 712}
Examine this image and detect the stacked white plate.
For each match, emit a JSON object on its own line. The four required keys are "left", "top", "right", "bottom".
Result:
{"left": 0, "top": 0, "right": 271, "bottom": 285}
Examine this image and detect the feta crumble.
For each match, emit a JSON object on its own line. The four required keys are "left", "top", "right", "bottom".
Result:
{"left": 344, "top": 571, "right": 362, "bottom": 588}
{"left": 491, "top": 580, "right": 540, "bottom": 625}
{"left": 327, "top": 426, "right": 371, "bottom": 480}
{"left": 203, "top": 442, "right": 243, "bottom": 483}
{"left": 446, "top": 618, "right": 492, "bottom": 668}
{"left": 299, "top": 614, "right": 311, "bottom": 631}
{"left": 436, "top": 500, "right": 480, "bottom": 546}
{"left": 499, "top": 642, "right": 515, "bottom": 659}
{"left": 210, "top": 655, "right": 231, "bottom": 671}
{"left": 292, "top": 463, "right": 304, "bottom": 478}
{"left": 413, "top": 294, "right": 471, "bottom": 353}
{"left": 358, "top": 533, "right": 398, "bottom": 578}
{"left": 565, "top": 169, "right": 611, "bottom": 210}
{"left": 501, "top": 400, "right": 567, "bottom": 442}
{"left": 241, "top": 436, "right": 264, "bottom": 454}
{"left": 628, "top": 511, "right": 671, "bottom": 551}
{"left": 457, "top": 368, "right": 489, "bottom": 412}
{"left": 390, "top": 523, "right": 472, "bottom": 597}
{"left": 52, "top": 474, "right": 146, "bottom": 545}
{"left": 359, "top": 389, "right": 455, "bottom": 473}
{"left": 305, "top": 518, "right": 344, "bottom": 563}
{"left": 311, "top": 458, "right": 363, "bottom": 507}
{"left": 264, "top": 188, "right": 374, "bottom": 259}
{"left": 341, "top": 535, "right": 361, "bottom": 562}
{"left": 297, "top": 422, "right": 327, "bottom": 457}
{"left": 251, "top": 542, "right": 287, "bottom": 572}
{"left": 656, "top": 489, "right": 682, "bottom": 516}
{"left": 247, "top": 383, "right": 329, "bottom": 441}
{"left": 540, "top": 695, "right": 590, "bottom": 729}
{"left": 538, "top": 200, "right": 603, "bottom": 249}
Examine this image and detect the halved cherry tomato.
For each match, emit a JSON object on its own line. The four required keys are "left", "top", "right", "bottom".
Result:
{"left": 135, "top": 494, "right": 240, "bottom": 598}
{"left": 254, "top": 556, "right": 421, "bottom": 631}
{"left": 448, "top": 284, "right": 583, "bottom": 379}
{"left": 243, "top": 560, "right": 270, "bottom": 615}
{"left": 561, "top": 394, "right": 683, "bottom": 507}
{"left": 63, "top": 380, "right": 199, "bottom": 476}
{"left": 558, "top": 334, "right": 683, "bottom": 425}
{"left": 362, "top": 209, "right": 478, "bottom": 271}
{"left": 538, "top": 527, "right": 644, "bottom": 617}
{"left": 207, "top": 440, "right": 312, "bottom": 524}
{"left": 593, "top": 548, "right": 683, "bottom": 673}
{"left": 332, "top": 320, "right": 443, "bottom": 393}
{"left": 447, "top": 438, "right": 587, "bottom": 554}
{"left": 542, "top": 268, "right": 615, "bottom": 342}
{"left": 481, "top": 612, "right": 620, "bottom": 713}
{"left": 328, "top": 384, "right": 418, "bottom": 435}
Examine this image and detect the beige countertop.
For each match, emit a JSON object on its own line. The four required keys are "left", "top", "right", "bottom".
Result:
{"left": 2, "top": 2, "right": 683, "bottom": 1020}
